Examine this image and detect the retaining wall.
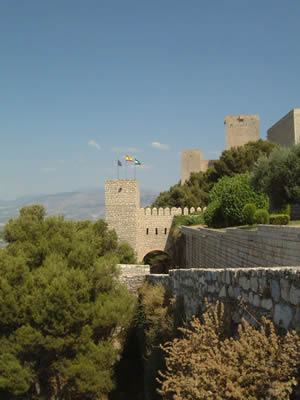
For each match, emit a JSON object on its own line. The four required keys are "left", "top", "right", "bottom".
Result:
{"left": 182, "top": 225, "right": 300, "bottom": 268}
{"left": 147, "top": 267, "right": 300, "bottom": 330}
{"left": 118, "top": 264, "right": 150, "bottom": 294}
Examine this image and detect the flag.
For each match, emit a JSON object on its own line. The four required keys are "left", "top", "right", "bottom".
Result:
{"left": 134, "top": 159, "right": 141, "bottom": 165}
{"left": 125, "top": 155, "right": 134, "bottom": 162}
{"left": 118, "top": 160, "right": 122, "bottom": 166}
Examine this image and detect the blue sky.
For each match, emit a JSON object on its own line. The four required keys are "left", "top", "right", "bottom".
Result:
{"left": 1, "top": 0, "right": 300, "bottom": 199}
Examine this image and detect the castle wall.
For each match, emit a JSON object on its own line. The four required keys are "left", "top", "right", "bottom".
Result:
{"left": 182, "top": 225, "right": 300, "bottom": 269}
{"left": 147, "top": 267, "right": 300, "bottom": 330}
{"left": 136, "top": 207, "right": 199, "bottom": 261}
{"left": 105, "top": 179, "right": 140, "bottom": 252}
{"left": 117, "top": 264, "right": 150, "bottom": 294}
{"left": 225, "top": 115, "right": 260, "bottom": 150}
{"left": 181, "top": 149, "right": 203, "bottom": 184}
{"left": 294, "top": 108, "right": 300, "bottom": 144}
{"left": 267, "top": 109, "right": 296, "bottom": 147}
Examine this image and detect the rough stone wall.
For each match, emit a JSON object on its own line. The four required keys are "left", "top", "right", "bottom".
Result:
{"left": 105, "top": 179, "right": 140, "bottom": 252}
{"left": 146, "top": 267, "right": 300, "bottom": 330}
{"left": 267, "top": 109, "right": 297, "bottom": 147}
{"left": 181, "top": 150, "right": 214, "bottom": 185}
{"left": 182, "top": 225, "right": 300, "bottom": 269}
{"left": 137, "top": 207, "right": 178, "bottom": 261}
{"left": 118, "top": 264, "right": 150, "bottom": 294}
{"left": 224, "top": 114, "right": 260, "bottom": 150}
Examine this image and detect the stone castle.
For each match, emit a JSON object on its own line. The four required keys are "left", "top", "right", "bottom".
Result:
{"left": 105, "top": 179, "right": 201, "bottom": 261}
{"left": 181, "top": 109, "right": 299, "bottom": 184}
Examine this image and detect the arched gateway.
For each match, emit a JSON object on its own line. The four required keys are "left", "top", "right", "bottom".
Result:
{"left": 105, "top": 179, "right": 198, "bottom": 261}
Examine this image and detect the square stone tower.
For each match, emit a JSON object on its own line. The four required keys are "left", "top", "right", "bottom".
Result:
{"left": 181, "top": 150, "right": 205, "bottom": 185}
{"left": 225, "top": 115, "right": 260, "bottom": 150}
{"left": 267, "top": 108, "right": 300, "bottom": 146}
{"left": 105, "top": 179, "right": 140, "bottom": 251}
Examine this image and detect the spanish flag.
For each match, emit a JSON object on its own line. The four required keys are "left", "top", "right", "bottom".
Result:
{"left": 125, "top": 155, "right": 134, "bottom": 162}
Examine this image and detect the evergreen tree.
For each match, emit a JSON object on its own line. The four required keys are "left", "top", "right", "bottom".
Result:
{"left": 0, "top": 205, "right": 136, "bottom": 399}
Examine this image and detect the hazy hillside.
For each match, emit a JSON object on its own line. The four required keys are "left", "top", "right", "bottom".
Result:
{"left": 0, "top": 188, "right": 158, "bottom": 223}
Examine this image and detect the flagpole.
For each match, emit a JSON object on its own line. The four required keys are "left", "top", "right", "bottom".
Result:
{"left": 117, "top": 161, "right": 119, "bottom": 179}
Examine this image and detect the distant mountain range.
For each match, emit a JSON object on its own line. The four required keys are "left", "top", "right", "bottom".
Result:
{"left": 0, "top": 188, "right": 158, "bottom": 224}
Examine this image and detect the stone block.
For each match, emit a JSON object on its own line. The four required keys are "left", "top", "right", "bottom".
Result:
{"left": 280, "top": 278, "right": 290, "bottom": 302}
{"left": 219, "top": 286, "right": 227, "bottom": 298}
{"left": 261, "top": 298, "right": 273, "bottom": 310}
{"left": 250, "top": 276, "right": 258, "bottom": 292}
{"left": 253, "top": 294, "right": 261, "bottom": 308}
{"left": 274, "top": 303, "right": 293, "bottom": 330}
{"left": 271, "top": 280, "right": 280, "bottom": 302}
{"left": 290, "top": 285, "right": 300, "bottom": 306}
{"left": 239, "top": 276, "right": 250, "bottom": 291}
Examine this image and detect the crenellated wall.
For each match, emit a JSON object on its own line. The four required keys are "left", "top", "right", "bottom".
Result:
{"left": 147, "top": 267, "right": 300, "bottom": 331}
{"left": 105, "top": 179, "right": 201, "bottom": 261}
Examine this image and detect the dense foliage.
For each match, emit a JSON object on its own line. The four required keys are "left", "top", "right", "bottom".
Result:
{"left": 254, "top": 208, "right": 270, "bottom": 224}
{"left": 204, "top": 173, "right": 269, "bottom": 227}
{"left": 0, "top": 205, "right": 137, "bottom": 400}
{"left": 242, "top": 203, "right": 257, "bottom": 225}
{"left": 152, "top": 140, "right": 276, "bottom": 208}
{"left": 158, "top": 301, "right": 300, "bottom": 400}
{"left": 269, "top": 214, "right": 290, "bottom": 225}
{"left": 251, "top": 144, "right": 300, "bottom": 210}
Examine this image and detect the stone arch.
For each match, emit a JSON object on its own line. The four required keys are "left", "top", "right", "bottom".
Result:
{"left": 143, "top": 250, "right": 172, "bottom": 274}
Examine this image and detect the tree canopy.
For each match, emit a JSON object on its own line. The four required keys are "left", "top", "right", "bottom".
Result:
{"left": 0, "top": 205, "right": 136, "bottom": 399}
{"left": 152, "top": 140, "right": 276, "bottom": 208}
{"left": 251, "top": 143, "right": 300, "bottom": 210}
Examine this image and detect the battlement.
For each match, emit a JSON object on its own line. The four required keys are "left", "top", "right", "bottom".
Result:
{"left": 139, "top": 207, "right": 202, "bottom": 216}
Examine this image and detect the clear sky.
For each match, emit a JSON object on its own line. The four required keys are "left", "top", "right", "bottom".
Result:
{"left": 1, "top": 0, "right": 300, "bottom": 199}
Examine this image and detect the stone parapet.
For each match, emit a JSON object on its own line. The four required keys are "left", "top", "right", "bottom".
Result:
{"left": 118, "top": 264, "right": 150, "bottom": 294}
{"left": 147, "top": 267, "right": 300, "bottom": 330}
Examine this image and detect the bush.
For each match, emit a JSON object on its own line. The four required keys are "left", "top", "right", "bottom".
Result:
{"left": 204, "top": 173, "right": 269, "bottom": 228}
{"left": 203, "top": 199, "right": 225, "bottom": 228}
{"left": 158, "top": 301, "right": 300, "bottom": 400}
{"left": 254, "top": 209, "right": 270, "bottom": 224}
{"left": 242, "top": 203, "right": 257, "bottom": 225}
{"left": 173, "top": 212, "right": 204, "bottom": 228}
{"left": 270, "top": 214, "right": 290, "bottom": 225}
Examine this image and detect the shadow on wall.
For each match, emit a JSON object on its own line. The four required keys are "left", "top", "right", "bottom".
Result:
{"left": 143, "top": 250, "right": 173, "bottom": 274}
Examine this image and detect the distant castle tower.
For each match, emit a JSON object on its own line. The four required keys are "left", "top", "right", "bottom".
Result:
{"left": 181, "top": 150, "right": 215, "bottom": 185}
{"left": 224, "top": 114, "right": 260, "bottom": 149}
{"left": 267, "top": 108, "right": 300, "bottom": 147}
{"left": 105, "top": 179, "right": 140, "bottom": 253}
{"left": 105, "top": 179, "right": 198, "bottom": 260}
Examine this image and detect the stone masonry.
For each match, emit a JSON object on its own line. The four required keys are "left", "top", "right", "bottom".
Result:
{"left": 225, "top": 114, "right": 260, "bottom": 149}
{"left": 181, "top": 149, "right": 215, "bottom": 185}
{"left": 147, "top": 267, "right": 300, "bottom": 330}
{"left": 117, "top": 264, "right": 150, "bottom": 294}
{"left": 267, "top": 108, "right": 300, "bottom": 146}
{"left": 105, "top": 179, "right": 200, "bottom": 261}
{"left": 182, "top": 225, "right": 300, "bottom": 269}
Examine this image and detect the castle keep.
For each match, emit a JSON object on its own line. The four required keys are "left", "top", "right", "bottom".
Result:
{"left": 105, "top": 179, "right": 199, "bottom": 261}
{"left": 181, "top": 114, "right": 260, "bottom": 184}
{"left": 267, "top": 108, "right": 300, "bottom": 147}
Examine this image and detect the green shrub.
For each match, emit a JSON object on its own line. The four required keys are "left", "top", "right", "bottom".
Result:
{"left": 203, "top": 200, "right": 226, "bottom": 228}
{"left": 254, "top": 209, "right": 270, "bottom": 224}
{"left": 242, "top": 203, "right": 257, "bottom": 225}
{"left": 173, "top": 212, "right": 204, "bottom": 228}
{"left": 270, "top": 214, "right": 290, "bottom": 225}
{"left": 204, "top": 173, "right": 269, "bottom": 228}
